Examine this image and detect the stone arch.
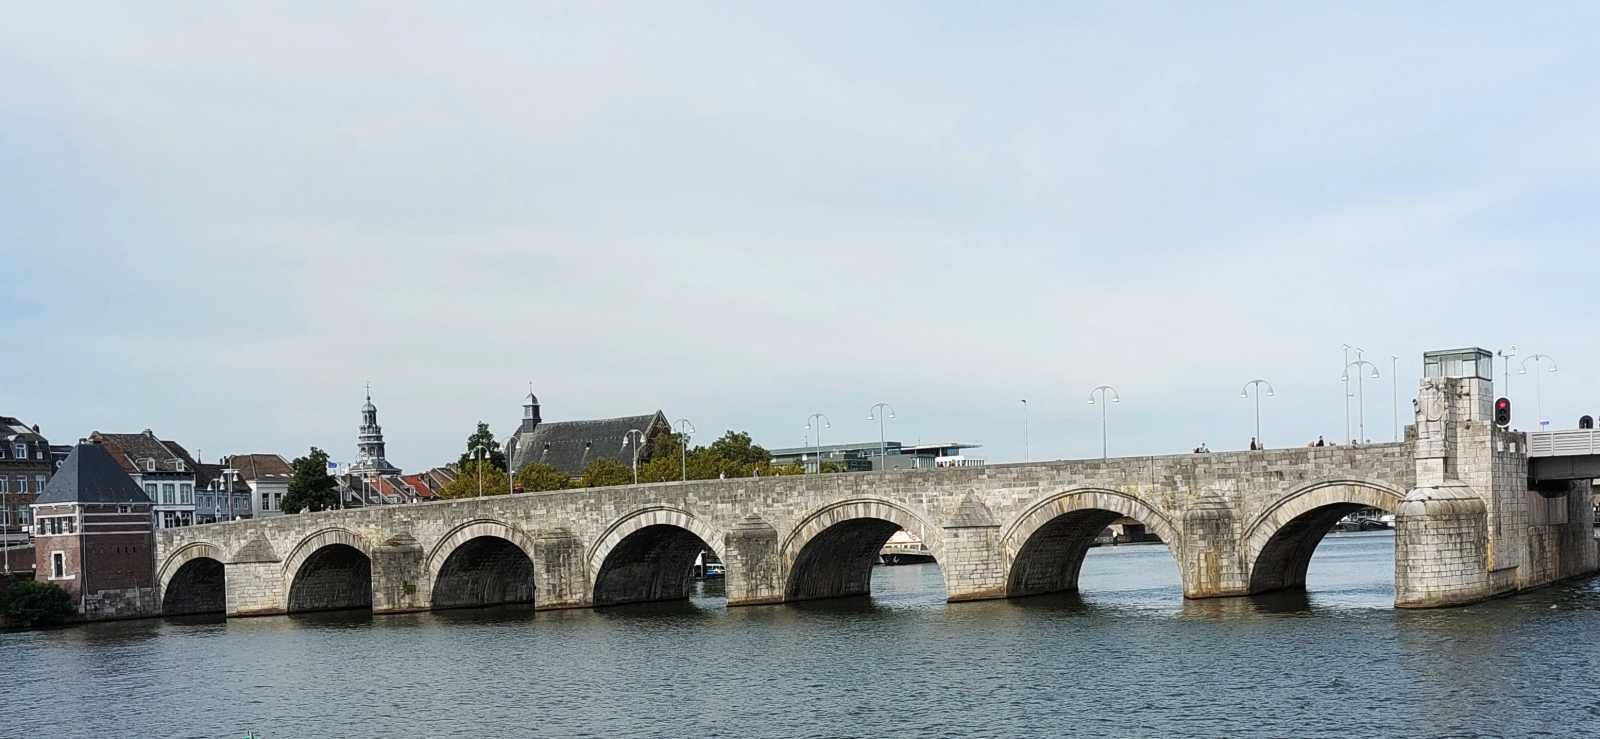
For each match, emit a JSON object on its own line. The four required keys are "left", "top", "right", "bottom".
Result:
{"left": 158, "top": 542, "right": 227, "bottom": 616}
{"left": 426, "top": 519, "right": 540, "bottom": 610}
{"left": 1243, "top": 478, "right": 1403, "bottom": 595}
{"left": 157, "top": 541, "right": 226, "bottom": 593}
{"left": 282, "top": 528, "right": 375, "bottom": 614}
{"left": 1001, "top": 488, "right": 1181, "bottom": 598}
{"left": 780, "top": 498, "right": 940, "bottom": 602}
{"left": 588, "top": 507, "right": 724, "bottom": 607}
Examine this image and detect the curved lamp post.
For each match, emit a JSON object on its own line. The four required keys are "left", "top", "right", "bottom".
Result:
{"left": 674, "top": 419, "right": 695, "bottom": 481}
{"left": 1087, "top": 386, "right": 1120, "bottom": 461}
{"left": 1240, "top": 380, "right": 1275, "bottom": 449}
{"left": 1519, "top": 354, "right": 1558, "bottom": 428}
{"left": 621, "top": 429, "right": 645, "bottom": 484}
{"left": 867, "top": 403, "right": 896, "bottom": 471}
{"left": 1341, "top": 360, "right": 1380, "bottom": 444}
{"left": 1021, "top": 399, "right": 1029, "bottom": 463}
{"left": 470, "top": 442, "right": 492, "bottom": 498}
{"left": 805, "top": 414, "right": 831, "bottom": 474}
{"left": 501, "top": 434, "right": 518, "bottom": 496}
{"left": 1390, "top": 356, "right": 1400, "bottom": 442}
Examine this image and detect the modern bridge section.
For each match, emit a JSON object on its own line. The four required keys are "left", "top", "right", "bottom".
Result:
{"left": 153, "top": 371, "right": 1597, "bottom": 616}
{"left": 1528, "top": 430, "right": 1600, "bottom": 483}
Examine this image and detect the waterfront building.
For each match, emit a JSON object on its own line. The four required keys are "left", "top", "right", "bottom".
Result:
{"left": 224, "top": 453, "right": 294, "bottom": 518}
{"left": 506, "top": 390, "right": 671, "bottom": 478}
{"left": 32, "top": 442, "right": 157, "bottom": 619}
{"left": 194, "top": 462, "right": 254, "bottom": 524}
{"left": 768, "top": 441, "right": 984, "bottom": 473}
{"left": 88, "top": 430, "right": 198, "bottom": 529}
{"left": 0, "top": 415, "right": 55, "bottom": 546}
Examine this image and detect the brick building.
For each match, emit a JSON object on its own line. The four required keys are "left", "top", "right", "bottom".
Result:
{"left": 33, "top": 442, "right": 158, "bottom": 619}
{"left": 1, "top": 415, "right": 55, "bottom": 545}
{"left": 90, "top": 430, "right": 199, "bottom": 529}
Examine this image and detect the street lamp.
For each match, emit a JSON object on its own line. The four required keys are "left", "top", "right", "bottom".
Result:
{"left": 1519, "top": 354, "right": 1558, "bottom": 428}
{"left": 1342, "top": 344, "right": 1353, "bottom": 445}
{"left": 1021, "top": 399, "right": 1029, "bottom": 463}
{"left": 1497, "top": 346, "right": 1516, "bottom": 399}
{"left": 1390, "top": 356, "right": 1400, "bottom": 442}
{"left": 501, "top": 434, "right": 518, "bottom": 496}
{"left": 1240, "top": 380, "right": 1275, "bottom": 449}
{"left": 621, "top": 429, "right": 645, "bottom": 484}
{"left": 674, "top": 419, "right": 695, "bottom": 481}
{"left": 470, "top": 441, "right": 491, "bottom": 498}
{"left": 805, "top": 414, "right": 831, "bottom": 473}
{"left": 1341, "top": 360, "right": 1380, "bottom": 444}
{"left": 867, "top": 404, "right": 896, "bottom": 471}
{"left": 1087, "top": 386, "right": 1120, "bottom": 461}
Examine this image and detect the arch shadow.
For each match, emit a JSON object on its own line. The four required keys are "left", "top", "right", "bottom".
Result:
{"left": 162, "top": 556, "right": 226, "bottom": 616}
{"left": 1243, "top": 479, "right": 1402, "bottom": 595}
{"left": 425, "top": 520, "right": 540, "bottom": 610}
{"left": 1001, "top": 489, "right": 1181, "bottom": 599}
{"left": 590, "top": 508, "right": 723, "bottom": 607}
{"left": 780, "top": 499, "right": 940, "bottom": 602}
{"left": 284, "top": 531, "right": 374, "bottom": 614}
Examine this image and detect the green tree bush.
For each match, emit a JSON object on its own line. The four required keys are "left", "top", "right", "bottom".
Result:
{"left": 456, "top": 422, "right": 507, "bottom": 471}
{"left": 516, "top": 462, "right": 573, "bottom": 492}
{"left": 1, "top": 580, "right": 74, "bottom": 627}
{"left": 439, "top": 460, "right": 511, "bottom": 499}
{"left": 580, "top": 458, "right": 634, "bottom": 488}
{"left": 281, "top": 447, "right": 340, "bottom": 513}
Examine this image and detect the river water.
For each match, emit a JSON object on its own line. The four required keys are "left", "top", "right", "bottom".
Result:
{"left": 5, "top": 531, "right": 1600, "bottom": 739}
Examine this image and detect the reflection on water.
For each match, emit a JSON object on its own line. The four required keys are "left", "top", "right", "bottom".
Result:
{"left": 5, "top": 530, "right": 1600, "bottom": 739}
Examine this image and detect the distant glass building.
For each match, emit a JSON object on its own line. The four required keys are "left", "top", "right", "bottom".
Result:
{"left": 767, "top": 441, "right": 983, "bottom": 473}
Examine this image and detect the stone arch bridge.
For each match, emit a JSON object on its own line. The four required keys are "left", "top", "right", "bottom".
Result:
{"left": 158, "top": 444, "right": 1413, "bottom": 614}
{"left": 155, "top": 431, "right": 1595, "bottom": 618}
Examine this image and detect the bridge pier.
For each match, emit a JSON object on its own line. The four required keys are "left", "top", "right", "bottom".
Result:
{"left": 372, "top": 534, "right": 427, "bottom": 614}
{"left": 724, "top": 515, "right": 783, "bottom": 606}
{"left": 1179, "top": 498, "right": 1248, "bottom": 598}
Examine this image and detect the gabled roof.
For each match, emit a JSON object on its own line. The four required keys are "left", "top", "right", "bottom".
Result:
{"left": 510, "top": 412, "right": 670, "bottom": 477}
{"left": 90, "top": 430, "right": 198, "bottom": 474}
{"left": 36, "top": 443, "right": 151, "bottom": 505}
{"left": 0, "top": 416, "right": 47, "bottom": 443}
{"left": 194, "top": 463, "right": 251, "bottom": 493}
{"left": 226, "top": 453, "right": 293, "bottom": 482}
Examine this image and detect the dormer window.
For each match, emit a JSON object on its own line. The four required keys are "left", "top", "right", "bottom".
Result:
{"left": 174, "top": 460, "right": 185, "bottom": 472}
{"left": 12, "top": 444, "right": 24, "bottom": 459}
{"left": 143, "top": 459, "right": 156, "bottom": 473}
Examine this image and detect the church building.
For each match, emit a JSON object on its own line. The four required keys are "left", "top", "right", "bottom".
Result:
{"left": 506, "top": 390, "right": 671, "bottom": 478}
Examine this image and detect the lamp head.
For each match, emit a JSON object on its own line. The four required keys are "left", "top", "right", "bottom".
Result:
{"left": 1087, "top": 398, "right": 1095, "bottom": 405}
{"left": 1241, "top": 391, "right": 1249, "bottom": 398}
{"left": 1519, "top": 369, "right": 1527, "bottom": 375}
{"left": 1340, "top": 373, "right": 1349, "bottom": 382}
{"left": 888, "top": 413, "right": 895, "bottom": 419}
{"left": 1370, "top": 368, "right": 1380, "bottom": 379}
{"left": 1111, "top": 397, "right": 1119, "bottom": 403}
{"left": 1266, "top": 389, "right": 1275, "bottom": 397}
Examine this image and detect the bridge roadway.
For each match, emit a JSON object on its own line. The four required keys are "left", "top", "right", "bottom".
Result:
{"left": 154, "top": 443, "right": 1445, "bottom": 616}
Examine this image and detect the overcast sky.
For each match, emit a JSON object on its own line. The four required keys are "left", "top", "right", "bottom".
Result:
{"left": 3, "top": 3, "right": 1599, "bottom": 469}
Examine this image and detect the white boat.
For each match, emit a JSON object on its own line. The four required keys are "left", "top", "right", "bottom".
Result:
{"left": 879, "top": 529, "right": 935, "bottom": 565}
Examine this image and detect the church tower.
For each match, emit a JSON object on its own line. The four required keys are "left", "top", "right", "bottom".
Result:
{"left": 521, "top": 387, "right": 542, "bottom": 434}
{"left": 349, "top": 385, "right": 401, "bottom": 475}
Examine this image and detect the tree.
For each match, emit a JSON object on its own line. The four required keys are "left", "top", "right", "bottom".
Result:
{"left": 281, "top": 447, "right": 339, "bottom": 513}
{"left": 516, "top": 462, "right": 572, "bottom": 492}
{"left": 439, "top": 460, "right": 511, "bottom": 499}
{"left": 636, "top": 433, "right": 687, "bottom": 483}
{"left": 457, "top": 421, "right": 507, "bottom": 471}
{"left": 1, "top": 580, "right": 74, "bottom": 627}
{"left": 580, "top": 457, "right": 633, "bottom": 488}
{"left": 709, "top": 431, "right": 769, "bottom": 467}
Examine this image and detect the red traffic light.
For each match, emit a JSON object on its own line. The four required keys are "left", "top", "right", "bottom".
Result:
{"left": 1494, "top": 397, "right": 1512, "bottom": 427}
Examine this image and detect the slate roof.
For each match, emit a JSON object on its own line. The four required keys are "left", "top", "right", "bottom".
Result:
{"left": 90, "top": 431, "right": 198, "bottom": 474}
{"left": 194, "top": 463, "right": 251, "bottom": 493}
{"left": 35, "top": 443, "right": 151, "bottom": 505}
{"left": 510, "top": 412, "right": 670, "bottom": 477}
{"left": 225, "top": 453, "right": 294, "bottom": 482}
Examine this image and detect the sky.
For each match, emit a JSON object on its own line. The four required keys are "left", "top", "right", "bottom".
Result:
{"left": 3, "top": 3, "right": 1599, "bottom": 469}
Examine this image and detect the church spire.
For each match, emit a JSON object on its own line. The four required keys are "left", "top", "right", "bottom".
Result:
{"left": 350, "top": 384, "right": 400, "bottom": 476}
{"left": 521, "top": 383, "right": 542, "bottom": 434}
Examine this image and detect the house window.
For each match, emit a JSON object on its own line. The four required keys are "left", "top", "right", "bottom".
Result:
{"left": 15, "top": 476, "right": 24, "bottom": 493}
{"left": 19, "top": 505, "right": 30, "bottom": 525}
{"left": 179, "top": 484, "right": 193, "bottom": 504}
{"left": 161, "top": 484, "right": 175, "bottom": 504}
{"left": 0, "top": 477, "right": 7, "bottom": 494}
{"left": 162, "top": 512, "right": 178, "bottom": 529}
{"left": 34, "top": 475, "right": 46, "bottom": 493}
{"left": 261, "top": 492, "right": 271, "bottom": 511}
{"left": 13, "top": 443, "right": 25, "bottom": 459}
{"left": 273, "top": 492, "right": 282, "bottom": 510}
{"left": 51, "top": 552, "right": 65, "bottom": 579}
{"left": 144, "top": 483, "right": 157, "bottom": 500}
{"left": 174, "top": 460, "right": 185, "bottom": 472}
{"left": 143, "top": 459, "right": 156, "bottom": 472}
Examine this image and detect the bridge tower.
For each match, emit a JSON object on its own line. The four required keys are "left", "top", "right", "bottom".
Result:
{"left": 1396, "top": 347, "right": 1597, "bottom": 606}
